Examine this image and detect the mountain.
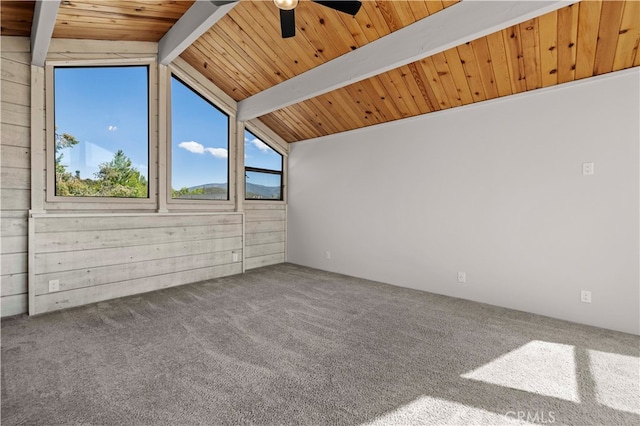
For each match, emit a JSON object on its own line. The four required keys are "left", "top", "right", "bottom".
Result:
{"left": 188, "top": 182, "right": 281, "bottom": 199}
{"left": 189, "top": 183, "right": 227, "bottom": 191}
{"left": 246, "top": 183, "right": 281, "bottom": 199}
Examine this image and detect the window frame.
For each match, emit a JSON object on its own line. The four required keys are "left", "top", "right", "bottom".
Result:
{"left": 165, "top": 65, "right": 236, "bottom": 210}
{"left": 243, "top": 124, "right": 287, "bottom": 204}
{"left": 44, "top": 58, "right": 157, "bottom": 210}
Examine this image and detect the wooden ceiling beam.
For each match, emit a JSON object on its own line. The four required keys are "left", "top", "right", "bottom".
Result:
{"left": 31, "top": 0, "right": 61, "bottom": 67}
{"left": 158, "top": 0, "right": 238, "bottom": 66}
{"left": 237, "top": 0, "right": 579, "bottom": 122}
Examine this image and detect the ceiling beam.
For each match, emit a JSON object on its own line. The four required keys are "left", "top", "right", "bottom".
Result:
{"left": 158, "top": 0, "right": 238, "bottom": 66}
{"left": 237, "top": 0, "right": 579, "bottom": 121}
{"left": 31, "top": 0, "right": 61, "bottom": 67}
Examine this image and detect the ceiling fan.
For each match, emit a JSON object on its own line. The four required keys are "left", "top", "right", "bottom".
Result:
{"left": 212, "top": 0, "right": 362, "bottom": 39}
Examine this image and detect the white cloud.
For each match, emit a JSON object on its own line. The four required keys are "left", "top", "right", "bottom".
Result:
{"left": 178, "top": 141, "right": 205, "bottom": 154}
{"left": 108, "top": 125, "right": 118, "bottom": 131}
{"left": 179, "top": 141, "right": 227, "bottom": 159}
{"left": 250, "top": 138, "right": 269, "bottom": 153}
{"left": 205, "top": 147, "right": 228, "bottom": 159}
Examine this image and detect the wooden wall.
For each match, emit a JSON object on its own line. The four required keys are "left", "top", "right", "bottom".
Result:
{"left": 1, "top": 37, "right": 30, "bottom": 316}
{"left": 245, "top": 203, "right": 286, "bottom": 270}
{"left": 29, "top": 212, "right": 243, "bottom": 314}
{"left": 0, "top": 36, "right": 289, "bottom": 317}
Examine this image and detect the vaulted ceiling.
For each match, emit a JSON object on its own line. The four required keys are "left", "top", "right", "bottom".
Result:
{"left": 2, "top": 0, "right": 639, "bottom": 142}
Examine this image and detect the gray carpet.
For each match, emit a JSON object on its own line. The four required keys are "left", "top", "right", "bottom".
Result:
{"left": 2, "top": 263, "right": 638, "bottom": 425}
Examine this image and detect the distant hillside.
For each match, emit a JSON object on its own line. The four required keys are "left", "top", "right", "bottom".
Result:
{"left": 186, "top": 182, "right": 281, "bottom": 200}
{"left": 246, "top": 183, "right": 281, "bottom": 199}
{"left": 188, "top": 183, "right": 227, "bottom": 192}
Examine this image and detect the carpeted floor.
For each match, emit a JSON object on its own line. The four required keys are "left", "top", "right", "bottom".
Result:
{"left": 2, "top": 263, "right": 639, "bottom": 425}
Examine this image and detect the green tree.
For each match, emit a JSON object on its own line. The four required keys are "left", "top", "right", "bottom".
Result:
{"left": 55, "top": 129, "right": 79, "bottom": 165}
{"left": 54, "top": 128, "right": 80, "bottom": 188}
{"left": 173, "top": 187, "right": 195, "bottom": 198}
{"left": 171, "top": 185, "right": 227, "bottom": 199}
{"left": 95, "top": 149, "right": 148, "bottom": 197}
{"left": 54, "top": 128, "right": 147, "bottom": 198}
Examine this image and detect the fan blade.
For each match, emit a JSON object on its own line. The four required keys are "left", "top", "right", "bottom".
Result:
{"left": 312, "top": 1, "right": 362, "bottom": 16}
{"left": 280, "top": 8, "right": 296, "bottom": 38}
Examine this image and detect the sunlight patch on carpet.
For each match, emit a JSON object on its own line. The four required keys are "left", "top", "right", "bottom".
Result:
{"left": 589, "top": 350, "right": 640, "bottom": 414}
{"left": 461, "top": 340, "right": 579, "bottom": 402}
{"left": 363, "top": 395, "right": 535, "bottom": 425}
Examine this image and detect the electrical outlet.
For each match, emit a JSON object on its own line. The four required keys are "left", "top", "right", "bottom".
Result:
{"left": 48, "top": 279, "right": 60, "bottom": 292}
{"left": 325, "top": 251, "right": 331, "bottom": 260}
{"left": 457, "top": 272, "right": 466, "bottom": 283}
{"left": 232, "top": 252, "right": 239, "bottom": 262}
{"left": 581, "top": 290, "right": 592, "bottom": 303}
{"left": 582, "top": 162, "right": 594, "bottom": 176}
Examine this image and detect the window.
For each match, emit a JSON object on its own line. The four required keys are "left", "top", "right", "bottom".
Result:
{"left": 53, "top": 66, "right": 149, "bottom": 198}
{"left": 244, "top": 130, "right": 283, "bottom": 200}
{"left": 171, "top": 75, "right": 229, "bottom": 200}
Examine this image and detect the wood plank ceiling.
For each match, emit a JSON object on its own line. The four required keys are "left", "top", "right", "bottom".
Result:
{"left": 1, "top": 0, "right": 639, "bottom": 142}
{"left": 0, "top": 1, "right": 35, "bottom": 37}
{"left": 52, "top": 0, "right": 194, "bottom": 42}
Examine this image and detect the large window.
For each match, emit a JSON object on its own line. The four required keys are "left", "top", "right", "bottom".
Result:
{"left": 171, "top": 75, "right": 229, "bottom": 200}
{"left": 244, "top": 130, "right": 283, "bottom": 200}
{"left": 53, "top": 66, "right": 149, "bottom": 198}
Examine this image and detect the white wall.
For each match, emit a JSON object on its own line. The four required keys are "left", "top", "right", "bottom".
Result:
{"left": 288, "top": 68, "right": 640, "bottom": 335}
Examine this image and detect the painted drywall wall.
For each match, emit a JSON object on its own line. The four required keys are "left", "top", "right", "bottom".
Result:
{"left": 288, "top": 68, "right": 640, "bottom": 335}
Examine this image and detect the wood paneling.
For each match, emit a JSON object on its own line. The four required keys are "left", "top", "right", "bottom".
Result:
{"left": 1, "top": 272, "right": 27, "bottom": 297}
{"left": 1, "top": 294, "right": 27, "bottom": 317}
{"left": 244, "top": 203, "right": 286, "bottom": 270}
{"left": 181, "top": 0, "right": 640, "bottom": 142}
{"left": 258, "top": 1, "right": 640, "bottom": 142}
{"left": 53, "top": 0, "right": 194, "bottom": 42}
{"left": 30, "top": 213, "right": 243, "bottom": 315}
{"left": 613, "top": 0, "right": 640, "bottom": 70}
{"left": 1, "top": 39, "right": 30, "bottom": 317}
{"left": 182, "top": 0, "right": 460, "bottom": 103}
{"left": 1, "top": 1, "right": 638, "bottom": 144}
{"left": 0, "top": 1, "right": 34, "bottom": 37}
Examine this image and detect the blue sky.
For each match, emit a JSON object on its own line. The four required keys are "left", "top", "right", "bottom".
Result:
{"left": 54, "top": 66, "right": 149, "bottom": 180}
{"left": 55, "top": 67, "right": 282, "bottom": 190}
{"left": 171, "top": 76, "right": 228, "bottom": 189}
{"left": 244, "top": 129, "right": 283, "bottom": 186}
{"left": 244, "top": 130, "right": 282, "bottom": 171}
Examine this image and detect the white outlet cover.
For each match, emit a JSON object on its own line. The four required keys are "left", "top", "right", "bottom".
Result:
{"left": 48, "top": 279, "right": 60, "bottom": 292}
{"left": 457, "top": 272, "right": 466, "bottom": 283}
{"left": 582, "top": 162, "right": 594, "bottom": 176}
{"left": 581, "top": 290, "right": 592, "bottom": 303}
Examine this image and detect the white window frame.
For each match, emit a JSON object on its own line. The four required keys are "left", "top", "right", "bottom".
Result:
{"left": 165, "top": 62, "right": 236, "bottom": 211}
{"left": 243, "top": 121, "right": 288, "bottom": 206}
{"left": 44, "top": 58, "right": 158, "bottom": 210}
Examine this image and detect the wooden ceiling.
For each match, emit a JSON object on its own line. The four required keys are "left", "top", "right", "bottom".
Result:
{"left": 0, "top": 1, "right": 35, "bottom": 37}
{"left": 1, "top": 0, "right": 639, "bottom": 142}
{"left": 53, "top": 0, "right": 194, "bottom": 42}
{"left": 259, "top": 0, "right": 640, "bottom": 141}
